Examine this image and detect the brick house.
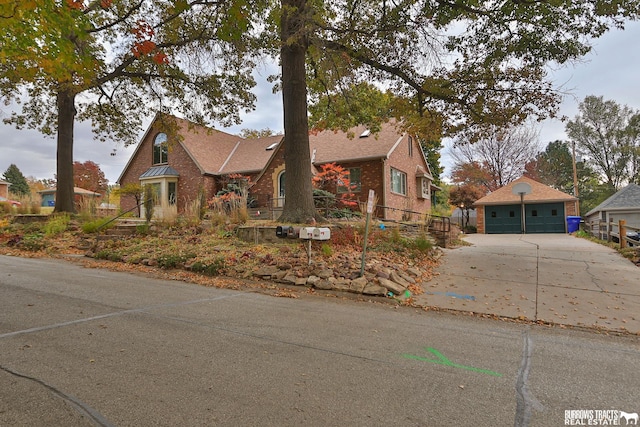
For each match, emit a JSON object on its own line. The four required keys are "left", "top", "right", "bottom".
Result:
{"left": 118, "top": 114, "right": 279, "bottom": 218}
{"left": 251, "top": 124, "right": 437, "bottom": 220}
{"left": 0, "top": 180, "right": 9, "bottom": 199}
{"left": 118, "top": 114, "right": 437, "bottom": 220}
{"left": 473, "top": 176, "right": 578, "bottom": 234}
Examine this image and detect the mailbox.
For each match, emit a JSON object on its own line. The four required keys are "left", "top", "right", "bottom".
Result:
{"left": 286, "top": 227, "right": 300, "bottom": 239}
{"left": 299, "top": 227, "right": 315, "bottom": 239}
{"left": 312, "top": 227, "right": 331, "bottom": 240}
{"left": 275, "top": 225, "right": 291, "bottom": 238}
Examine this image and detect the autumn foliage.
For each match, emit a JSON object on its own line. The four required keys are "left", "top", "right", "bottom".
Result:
{"left": 312, "top": 163, "right": 358, "bottom": 209}
{"left": 130, "top": 20, "right": 168, "bottom": 64}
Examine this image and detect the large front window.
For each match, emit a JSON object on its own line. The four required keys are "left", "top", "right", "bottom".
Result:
{"left": 390, "top": 168, "right": 407, "bottom": 195}
{"left": 153, "top": 133, "right": 168, "bottom": 165}
{"left": 142, "top": 179, "right": 177, "bottom": 208}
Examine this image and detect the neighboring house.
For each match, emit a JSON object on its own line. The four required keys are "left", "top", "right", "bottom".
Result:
{"left": 0, "top": 180, "right": 9, "bottom": 199}
{"left": 38, "top": 187, "right": 102, "bottom": 208}
{"left": 584, "top": 184, "right": 640, "bottom": 228}
{"left": 118, "top": 114, "right": 437, "bottom": 220}
{"left": 473, "top": 176, "right": 578, "bottom": 234}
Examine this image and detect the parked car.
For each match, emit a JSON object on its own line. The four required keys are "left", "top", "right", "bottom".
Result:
{"left": 627, "top": 231, "right": 640, "bottom": 247}
{"left": 0, "top": 196, "right": 21, "bottom": 207}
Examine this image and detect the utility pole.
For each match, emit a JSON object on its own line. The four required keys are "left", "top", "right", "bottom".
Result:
{"left": 571, "top": 140, "right": 580, "bottom": 215}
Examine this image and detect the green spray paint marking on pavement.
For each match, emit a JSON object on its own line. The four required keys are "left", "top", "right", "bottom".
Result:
{"left": 402, "top": 347, "right": 502, "bottom": 377}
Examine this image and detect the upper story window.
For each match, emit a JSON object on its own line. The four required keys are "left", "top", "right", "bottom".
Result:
{"left": 408, "top": 136, "right": 413, "bottom": 157}
{"left": 153, "top": 133, "right": 168, "bottom": 165}
{"left": 390, "top": 168, "right": 407, "bottom": 195}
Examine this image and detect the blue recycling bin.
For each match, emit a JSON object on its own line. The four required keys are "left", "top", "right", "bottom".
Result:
{"left": 566, "top": 216, "right": 581, "bottom": 233}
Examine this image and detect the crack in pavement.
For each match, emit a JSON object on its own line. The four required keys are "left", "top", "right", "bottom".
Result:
{"left": 0, "top": 364, "right": 115, "bottom": 427}
{"left": 514, "top": 329, "right": 544, "bottom": 427}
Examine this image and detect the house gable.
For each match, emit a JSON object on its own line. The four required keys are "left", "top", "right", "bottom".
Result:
{"left": 118, "top": 114, "right": 242, "bottom": 215}
{"left": 474, "top": 176, "right": 576, "bottom": 206}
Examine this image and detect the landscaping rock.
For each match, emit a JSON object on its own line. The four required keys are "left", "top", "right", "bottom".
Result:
{"left": 314, "top": 279, "right": 333, "bottom": 290}
{"left": 273, "top": 270, "right": 288, "bottom": 280}
{"left": 254, "top": 266, "right": 280, "bottom": 277}
{"left": 306, "top": 275, "right": 321, "bottom": 287}
{"left": 378, "top": 277, "right": 405, "bottom": 295}
{"left": 350, "top": 277, "right": 368, "bottom": 293}
{"left": 362, "top": 283, "right": 387, "bottom": 296}
{"left": 332, "top": 278, "right": 351, "bottom": 292}
{"left": 277, "top": 262, "right": 293, "bottom": 270}
{"left": 389, "top": 271, "right": 410, "bottom": 288}
{"left": 317, "top": 269, "right": 334, "bottom": 279}
{"left": 406, "top": 267, "right": 423, "bottom": 277}
{"left": 282, "top": 273, "right": 298, "bottom": 284}
{"left": 396, "top": 270, "right": 416, "bottom": 284}
{"left": 376, "top": 270, "right": 390, "bottom": 280}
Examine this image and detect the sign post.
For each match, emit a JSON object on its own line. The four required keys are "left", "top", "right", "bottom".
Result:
{"left": 360, "top": 190, "right": 375, "bottom": 277}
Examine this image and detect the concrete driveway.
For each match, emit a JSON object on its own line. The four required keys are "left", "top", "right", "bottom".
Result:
{"left": 415, "top": 234, "right": 640, "bottom": 334}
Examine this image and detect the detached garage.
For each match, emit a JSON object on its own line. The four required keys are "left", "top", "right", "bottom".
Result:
{"left": 474, "top": 176, "right": 578, "bottom": 234}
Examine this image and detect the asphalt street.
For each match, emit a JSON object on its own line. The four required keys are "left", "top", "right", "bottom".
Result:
{"left": 1, "top": 255, "right": 639, "bottom": 426}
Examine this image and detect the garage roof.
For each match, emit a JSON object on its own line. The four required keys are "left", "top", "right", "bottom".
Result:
{"left": 474, "top": 176, "right": 577, "bottom": 206}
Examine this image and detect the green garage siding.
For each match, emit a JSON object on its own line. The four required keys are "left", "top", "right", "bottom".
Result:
{"left": 485, "top": 205, "right": 522, "bottom": 234}
{"left": 485, "top": 202, "right": 566, "bottom": 234}
{"left": 525, "top": 202, "right": 565, "bottom": 233}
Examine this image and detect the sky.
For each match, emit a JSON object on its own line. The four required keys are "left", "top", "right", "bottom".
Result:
{"left": 1, "top": 21, "right": 639, "bottom": 185}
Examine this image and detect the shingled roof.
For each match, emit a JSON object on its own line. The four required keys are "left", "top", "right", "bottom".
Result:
{"left": 120, "top": 115, "right": 432, "bottom": 183}
{"left": 585, "top": 184, "right": 640, "bottom": 216}
{"left": 168, "top": 116, "right": 242, "bottom": 174}
{"left": 309, "top": 123, "right": 405, "bottom": 163}
{"left": 218, "top": 135, "right": 284, "bottom": 174}
{"left": 474, "top": 176, "right": 576, "bottom": 206}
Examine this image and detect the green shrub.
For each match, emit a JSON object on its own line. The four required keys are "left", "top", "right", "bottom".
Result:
{"left": 143, "top": 185, "right": 154, "bottom": 223}
{"left": 156, "top": 253, "right": 195, "bottom": 269}
{"left": 190, "top": 258, "right": 226, "bottom": 276}
{"left": 20, "top": 233, "right": 46, "bottom": 251}
{"left": 94, "top": 250, "right": 123, "bottom": 262}
{"left": 411, "top": 236, "right": 433, "bottom": 253}
{"left": 82, "top": 217, "right": 115, "bottom": 233}
{"left": 43, "top": 213, "right": 71, "bottom": 236}
{"left": 321, "top": 243, "right": 333, "bottom": 257}
{"left": 136, "top": 223, "right": 151, "bottom": 235}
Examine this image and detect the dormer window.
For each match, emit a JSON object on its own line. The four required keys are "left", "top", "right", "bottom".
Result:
{"left": 153, "top": 133, "right": 168, "bottom": 165}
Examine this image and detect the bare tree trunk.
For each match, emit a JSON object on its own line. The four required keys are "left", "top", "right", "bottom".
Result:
{"left": 54, "top": 89, "right": 76, "bottom": 214}
{"left": 278, "top": 0, "right": 321, "bottom": 224}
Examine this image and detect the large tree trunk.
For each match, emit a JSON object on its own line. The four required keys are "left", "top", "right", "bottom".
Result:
{"left": 54, "top": 89, "right": 76, "bottom": 214}
{"left": 278, "top": 0, "right": 320, "bottom": 224}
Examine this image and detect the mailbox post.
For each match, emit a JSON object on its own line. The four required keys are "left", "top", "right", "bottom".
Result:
{"left": 296, "top": 227, "right": 331, "bottom": 265}
{"left": 360, "top": 190, "right": 375, "bottom": 277}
